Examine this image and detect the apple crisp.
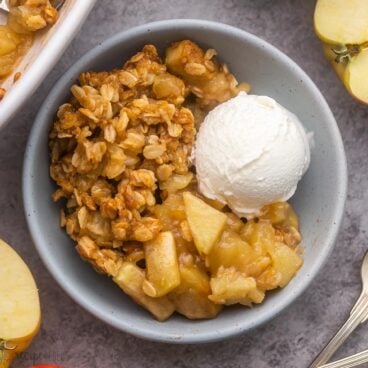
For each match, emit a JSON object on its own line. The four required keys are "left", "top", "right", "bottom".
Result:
{"left": 49, "top": 40, "right": 303, "bottom": 321}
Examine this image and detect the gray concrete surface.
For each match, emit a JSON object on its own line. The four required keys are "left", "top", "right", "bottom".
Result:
{"left": 1, "top": 1, "right": 367, "bottom": 367}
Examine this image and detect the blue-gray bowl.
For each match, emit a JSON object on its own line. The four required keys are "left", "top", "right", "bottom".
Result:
{"left": 23, "top": 19, "right": 347, "bottom": 343}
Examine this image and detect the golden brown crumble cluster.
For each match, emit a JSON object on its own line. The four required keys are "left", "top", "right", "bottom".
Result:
{"left": 50, "top": 44, "right": 198, "bottom": 248}
{"left": 8, "top": 0, "right": 58, "bottom": 32}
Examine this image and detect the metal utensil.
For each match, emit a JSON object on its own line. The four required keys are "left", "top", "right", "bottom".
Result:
{"left": 309, "top": 251, "right": 368, "bottom": 368}
{"left": 0, "top": 0, "right": 65, "bottom": 12}
{"left": 0, "top": 0, "right": 9, "bottom": 11}
{"left": 319, "top": 349, "right": 368, "bottom": 368}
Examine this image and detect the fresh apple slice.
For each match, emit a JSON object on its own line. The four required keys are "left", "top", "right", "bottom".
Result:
{"left": 344, "top": 48, "right": 368, "bottom": 104}
{"left": 183, "top": 192, "right": 227, "bottom": 255}
{"left": 0, "top": 239, "right": 41, "bottom": 368}
{"left": 314, "top": 0, "right": 368, "bottom": 45}
{"left": 323, "top": 43, "right": 368, "bottom": 104}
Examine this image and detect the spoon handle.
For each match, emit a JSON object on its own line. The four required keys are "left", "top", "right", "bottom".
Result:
{"left": 309, "top": 294, "right": 368, "bottom": 368}
{"left": 319, "top": 349, "right": 368, "bottom": 368}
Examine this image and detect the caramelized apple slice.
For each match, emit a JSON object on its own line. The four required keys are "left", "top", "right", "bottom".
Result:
{"left": 143, "top": 231, "right": 180, "bottom": 298}
{"left": 113, "top": 262, "right": 175, "bottom": 321}
{"left": 207, "top": 230, "right": 257, "bottom": 274}
{"left": 314, "top": 0, "right": 368, "bottom": 44}
{"left": 170, "top": 264, "right": 221, "bottom": 319}
{"left": 266, "top": 242, "right": 303, "bottom": 288}
{"left": 183, "top": 192, "right": 227, "bottom": 255}
{"left": 209, "top": 267, "right": 264, "bottom": 306}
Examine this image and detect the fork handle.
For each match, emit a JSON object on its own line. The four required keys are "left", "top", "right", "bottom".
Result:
{"left": 309, "top": 294, "right": 368, "bottom": 368}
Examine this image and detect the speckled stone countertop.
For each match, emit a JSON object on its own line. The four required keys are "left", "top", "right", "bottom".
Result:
{"left": 1, "top": 1, "right": 367, "bottom": 367}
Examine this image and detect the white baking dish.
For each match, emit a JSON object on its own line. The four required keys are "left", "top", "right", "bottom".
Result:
{"left": 0, "top": 0, "right": 96, "bottom": 129}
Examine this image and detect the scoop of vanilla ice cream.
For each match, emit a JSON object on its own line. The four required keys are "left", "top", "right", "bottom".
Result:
{"left": 194, "top": 92, "right": 311, "bottom": 218}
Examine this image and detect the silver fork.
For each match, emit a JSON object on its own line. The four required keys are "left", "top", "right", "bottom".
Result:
{"left": 319, "top": 349, "right": 368, "bottom": 368}
{"left": 309, "top": 251, "right": 368, "bottom": 368}
{"left": 0, "top": 0, "right": 65, "bottom": 12}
